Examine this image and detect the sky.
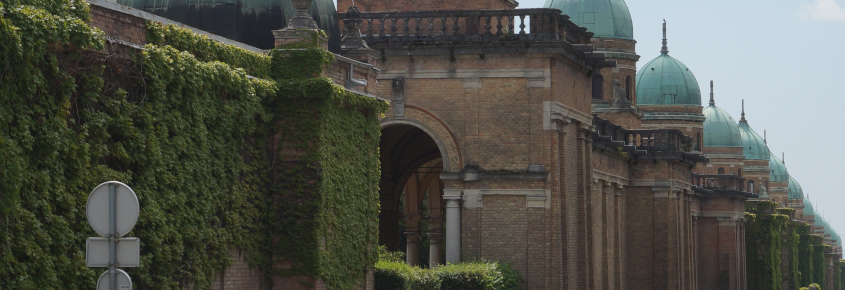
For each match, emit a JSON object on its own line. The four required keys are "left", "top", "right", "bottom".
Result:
{"left": 335, "top": 0, "right": 845, "bottom": 237}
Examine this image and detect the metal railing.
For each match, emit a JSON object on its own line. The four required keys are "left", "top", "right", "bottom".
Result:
{"left": 691, "top": 174, "right": 748, "bottom": 192}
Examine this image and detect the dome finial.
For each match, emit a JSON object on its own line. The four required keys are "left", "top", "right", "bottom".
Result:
{"left": 783, "top": 152, "right": 785, "bottom": 164}
{"left": 764, "top": 130, "right": 767, "bottom": 143}
{"left": 661, "top": 19, "right": 669, "bottom": 54}
{"left": 740, "top": 99, "right": 746, "bottom": 122}
{"left": 709, "top": 80, "right": 715, "bottom": 105}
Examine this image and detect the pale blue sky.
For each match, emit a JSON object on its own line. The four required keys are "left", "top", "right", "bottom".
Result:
{"left": 336, "top": 0, "right": 845, "bottom": 237}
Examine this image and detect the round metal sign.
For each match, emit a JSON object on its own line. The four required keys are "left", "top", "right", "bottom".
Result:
{"left": 97, "top": 269, "right": 133, "bottom": 290}
{"left": 86, "top": 181, "right": 139, "bottom": 237}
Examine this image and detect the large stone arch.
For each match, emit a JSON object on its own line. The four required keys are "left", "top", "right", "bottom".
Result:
{"left": 381, "top": 106, "right": 462, "bottom": 172}
{"left": 378, "top": 106, "right": 462, "bottom": 266}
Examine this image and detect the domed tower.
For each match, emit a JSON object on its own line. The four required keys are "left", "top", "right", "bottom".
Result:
{"left": 802, "top": 196, "right": 816, "bottom": 225}
{"left": 545, "top": 0, "right": 641, "bottom": 128}
{"left": 768, "top": 152, "right": 789, "bottom": 204}
{"left": 736, "top": 103, "right": 770, "bottom": 198}
{"left": 699, "top": 81, "right": 744, "bottom": 176}
{"left": 786, "top": 174, "right": 807, "bottom": 218}
{"left": 116, "top": 0, "right": 341, "bottom": 51}
{"left": 636, "top": 21, "right": 704, "bottom": 146}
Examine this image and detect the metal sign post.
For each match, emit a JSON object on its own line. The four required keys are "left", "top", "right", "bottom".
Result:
{"left": 109, "top": 183, "right": 116, "bottom": 290}
{"left": 86, "top": 181, "right": 140, "bottom": 290}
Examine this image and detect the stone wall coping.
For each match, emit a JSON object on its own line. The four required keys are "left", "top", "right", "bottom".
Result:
{"left": 86, "top": 0, "right": 263, "bottom": 53}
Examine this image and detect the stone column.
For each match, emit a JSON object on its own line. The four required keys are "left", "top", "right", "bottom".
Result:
{"left": 428, "top": 231, "right": 443, "bottom": 266}
{"left": 444, "top": 192, "right": 462, "bottom": 264}
{"left": 404, "top": 215, "right": 421, "bottom": 266}
{"left": 427, "top": 177, "right": 444, "bottom": 266}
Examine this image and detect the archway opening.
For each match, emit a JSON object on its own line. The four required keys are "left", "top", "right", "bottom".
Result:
{"left": 379, "top": 124, "right": 445, "bottom": 267}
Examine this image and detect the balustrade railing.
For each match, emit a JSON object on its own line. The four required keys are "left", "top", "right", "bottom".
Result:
{"left": 691, "top": 174, "right": 748, "bottom": 192}
{"left": 338, "top": 8, "right": 591, "bottom": 44}
{"left": 626, "top": 129, "right": 694, "bottom": 153}
{"left": 592, "top": 116, "right": 696, "bottom": 155}
{"left": 593, "top": 116, "right": 627, "bottom": 143}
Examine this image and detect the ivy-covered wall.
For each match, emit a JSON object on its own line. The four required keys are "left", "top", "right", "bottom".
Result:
{"left": 799, "top": 224, "right": 816, "bottom": 287}
{"left": 0, "top": 0, "right": 386, "bottom": 288}
{"left": 811, "top": 235, "right": 827, "bottom": 289}
{"left": 745, "top": 203, "right": 788, "bottom": 290}
{"left": 261, "top": 37, "right": 386, "bottom": 289}
{"left": 745, "top": 201, "right": 838, "bottom": 290}
{"left": 784, "top": 221, "right": 802, "bottom": 290}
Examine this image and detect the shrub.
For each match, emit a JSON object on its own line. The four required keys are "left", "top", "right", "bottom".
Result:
{"left": 377, "top": 245, "right": 406, "bottom": 263}
{"left": 435, "top": 261, "right": 521, "bottom": 290}
{"left": 374, "top": 261, "right": 440, "bottom": 290}
{"left": 374, "top": 256, "right": 521, "bottom": 290}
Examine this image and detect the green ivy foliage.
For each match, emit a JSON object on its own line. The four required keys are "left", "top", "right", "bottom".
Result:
{"left": 262, "top": 36, "right": 386, "bottom": 289}
{"left": 1, "top": 0, "right": 275, "bottom": 287}
{"left": 146, "top": 20, "right": 271, "bottom": 78}
{"left": 746, "top": 211, "right": 789, "bottom": 290}
{"left": 813, "top": 240, "right": 827, "bottom": 289}
{"left": 787, "top": 221, "right": 803, "bottom": 290}
{"left": 3, "top": 1, "right": 387, "bottom": 289}
{"left": 800, "top": 224, "right": 817, "bottom": 286}
{"left": 0, "top": 0, "right": 105, "bottom": 287}
{"left": 128, "top": 44, "right": 275, "bottom": 288}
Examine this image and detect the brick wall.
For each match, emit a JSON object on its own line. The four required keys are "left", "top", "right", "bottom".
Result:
{"left": 209, "top": 250, "right": 264, "bottom": 290}
{"left": 88, "top": 2, "right": 148, "bottom": 46}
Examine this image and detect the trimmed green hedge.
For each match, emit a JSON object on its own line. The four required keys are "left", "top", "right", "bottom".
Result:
{"left": 374, "top": 259, "right": 522, "bottom": 290}
{"left": 375, "top": 261, "right": 441, "bottom": 290}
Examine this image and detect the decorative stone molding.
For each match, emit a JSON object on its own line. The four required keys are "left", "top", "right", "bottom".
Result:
{"left": 382, "top": 106, "right": 462, "bottom": 172}
{"left": 543, "top": 101, "right": 593, "bottom": 131}
{"left": 630, "top": 179, "right": 693, "bottom": 199}
{"left": 593, "top": 170, "right": 629, "bottom": 187}
{"left": 378, "top": 68, "right": 550, "bottom": 81}
{"left": 461, "top": 189, "right": 550, "bottom": 209}
{"left": 630, "top": 178, "right": 692, "bottom": 189}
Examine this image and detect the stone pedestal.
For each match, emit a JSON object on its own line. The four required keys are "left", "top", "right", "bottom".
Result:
{"left": 272, "top": 0, "right": 327, "bottom": 49}
{"left": 340, "top": 5, "right": 378, "bottom": 64}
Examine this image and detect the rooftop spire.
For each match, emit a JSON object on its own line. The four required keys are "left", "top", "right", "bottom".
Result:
{"left": 740, "top": 99, "right": 746, "bottom": 122}
{"left": 783, "top": 152, "right": 785, "bottom": 164}
{"left": 661, "top": 19, "right": 669, "bottom": 54}
{"left": 709, "top": 80, "right": 715, "bottom": 105}
{"left": 764, "top": 130, "right": 767, "bottom": 143}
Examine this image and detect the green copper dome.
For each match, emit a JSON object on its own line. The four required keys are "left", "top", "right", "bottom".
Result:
{"left": 788, "top": 175, "right": 804, "bottom": 199}
{"left": 769, "top": 153, "right": 788, "bottom": 182}
{"left": 544, "top": 0, "right": 633, "bottom": 39}
{"left": 815, "top": 214, "right": 830, "bottom": 234}
{"left": 702, "top": 104, "right": 741, "bottom": 147}
{"left": 636, "top": 54, "right": 702, "bottom": 105}
{"left": 737, "top": 119, "right": 769, "bottom": 160}
{"left": 636, "top": 22, "right": 701, "bottom": 106}
{"left": 803, "top": 198, "right": 814, "bottom": 214}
